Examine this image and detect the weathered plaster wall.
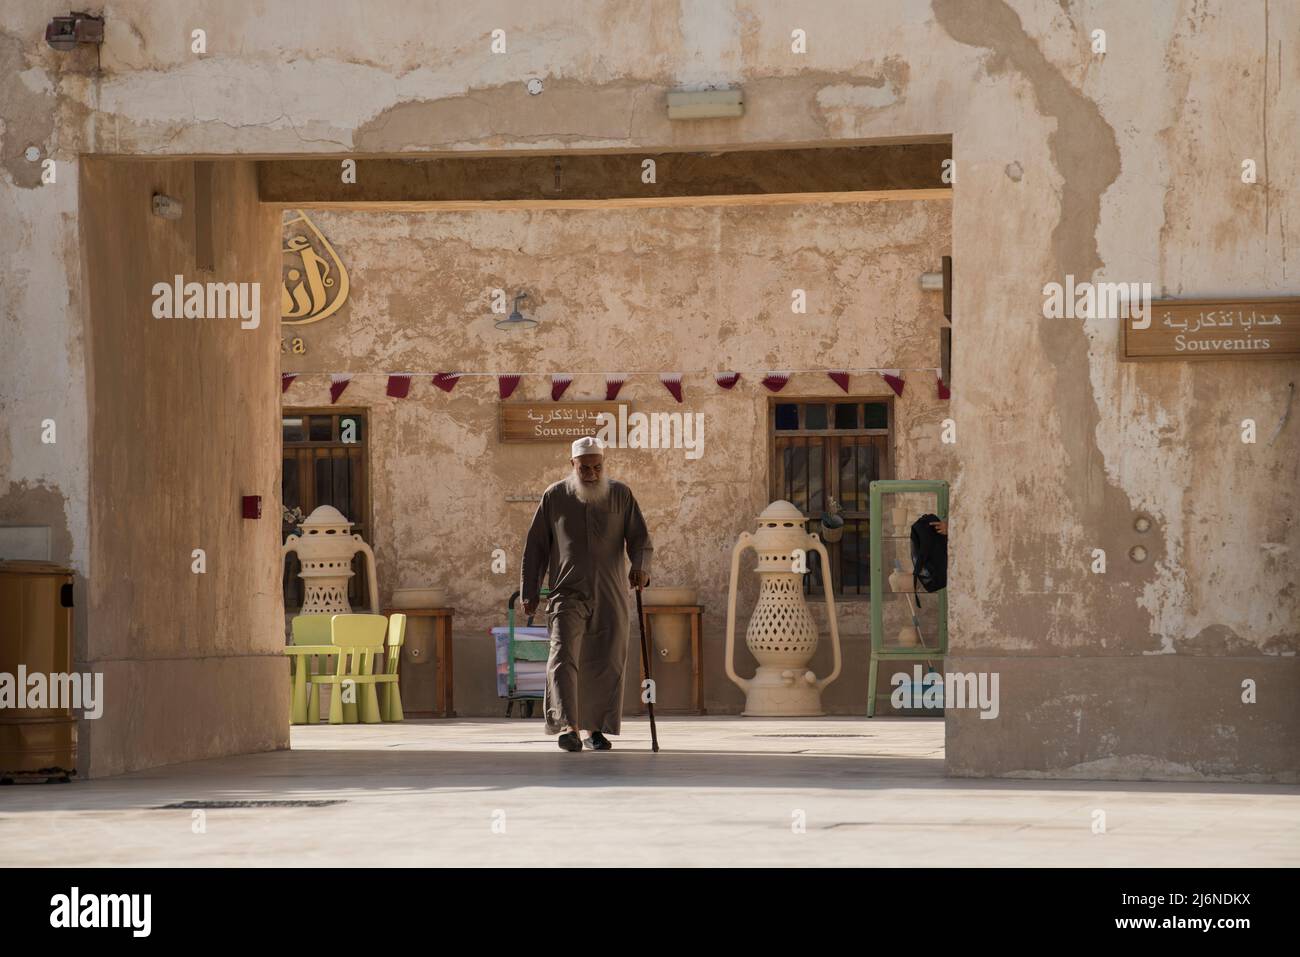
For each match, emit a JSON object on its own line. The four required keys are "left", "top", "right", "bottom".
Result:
{"left": 1, "top": 0, "right": 1296, "bottom": 778}
{"left": 929, "top": 0, "right": 1299, "bottom": 780}
{"left": 79, "top": 158, "right": 285, "bottom": 776}
{"left": 281, "top": 200, "right": 952, "bottom": 715}
{"left": 0, "top": 21, "right": 90, "bottom": 661}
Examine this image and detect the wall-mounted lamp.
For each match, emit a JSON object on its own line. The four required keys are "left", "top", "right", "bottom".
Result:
{"left": 666, "top": 88, "right": 744, "bottom": 120}
{"left": 45, "top": 12, "right": 104, "bottom": 50}
{"left": 495, "top": 292, "right": 537, "bottom": 330}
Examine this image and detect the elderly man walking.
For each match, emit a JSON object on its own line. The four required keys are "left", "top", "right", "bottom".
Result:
{"left": 521, "top": 436, "right": 653, "bottom": 751}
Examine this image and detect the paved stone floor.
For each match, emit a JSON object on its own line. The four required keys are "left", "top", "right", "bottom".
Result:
{"left": 2, "top": 717, "right": 1296, "bottom": 867}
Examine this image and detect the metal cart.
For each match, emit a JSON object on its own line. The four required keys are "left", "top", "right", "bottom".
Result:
{"left": 497, "top": 589, "right": 551, "bottom": 718}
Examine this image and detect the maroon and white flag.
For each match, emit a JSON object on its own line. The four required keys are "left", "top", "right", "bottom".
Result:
{"left": 431, "top": 372, "right": 460, "bottom": 393}
{"left": 386, "top": 374, "right": 412, "bottom": 398}
{"left": 761, "top": 372, "right": 791, "bottom": 393}
{"left": 880, "top": 369, "right": 905, "bottom": 397}
{"left": 937, "top": 372, "right": 950, "bottom": 400}
{"left": 828, "top": 371, "right": 850, "bottom": 393}
{"left": 498, "top": 374, "right": 521, "bottom": 399}
{"left": 329, "top": 373, "right": 353, "bottom": 404}
{"left": 660, "top": 372, "right": 684, "bottom": 403}
{"left": 281, "top": 373, "right": 296, "bottom": 394}
{"left": 605, "top": 374, "right": 627, "bottom": 401}
{"left": 714, "top": 371, "right": 740, "bottom": 390}
{"left": 551, "top": 374, "right": 573, "bottom": 401}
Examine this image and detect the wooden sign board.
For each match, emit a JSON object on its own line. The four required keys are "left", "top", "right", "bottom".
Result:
{"left": 500, "top": 402, "right": 622, "bottom": 443}
{"left": 1121, "top": 297, "right": 1300, "bottom": 361}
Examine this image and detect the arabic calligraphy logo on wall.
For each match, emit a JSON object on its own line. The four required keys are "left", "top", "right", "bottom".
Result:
{"left": 282, "top": 210, "right": 350, "bottom": 326}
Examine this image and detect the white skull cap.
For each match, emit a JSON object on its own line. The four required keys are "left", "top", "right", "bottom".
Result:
{"left": 571, "top": 436, "right": 605, "bottom": 459}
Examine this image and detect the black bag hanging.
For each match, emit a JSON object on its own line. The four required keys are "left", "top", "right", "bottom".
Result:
{"left": 909, "top": 513, "right": 948, "bottom": 607}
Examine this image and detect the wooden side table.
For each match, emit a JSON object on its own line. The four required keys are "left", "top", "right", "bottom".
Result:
{"left": 382, "top": 607, "right": 455, "bottom": 717}
{"left": 637, "top": 604, "right": 705, "bottom": 715}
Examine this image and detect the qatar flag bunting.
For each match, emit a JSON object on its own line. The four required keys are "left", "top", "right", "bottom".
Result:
{"left": 714, "top": 371, "right": 740, "bottom": 390}
{"left": 498, "top": 374, "right": 521, "bottom": 399}
{"left": 828, "top": 371, "right": 850, "bottom": 393}
{"left": 761, "top": 372, "right": 791, "bottom": 393}
{"left": 431, "top": 372, "right": 460, "bottom": 393}
{"left": 660, "top": 373, "right": 684, "bottom": 403}
{"left": 605, "top": 374, "right": 627, "bottom": 401}
{"left": 880, "top": 370, "right": 905, "bottom": 398}
{"left": 329, "top": 373, "right": 353, "bottom": 404}
{"left": 551, "top": 374, "right": 573, "bottom": 401}
{"left": 386, "top": 374, "right": 412, "bottom": 398}
{"left": 281, "top": 373, "right": 296, "bottom": 394}
{"left": 937, "top": 373, "right": 951, "bottom": 400}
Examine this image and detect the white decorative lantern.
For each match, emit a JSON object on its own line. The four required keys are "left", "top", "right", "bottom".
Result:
{"left": 282, "top": 505, "right": 379, "bottom": 615}
{"left": 724, "top": 501, "right": 843, "bottom": 715}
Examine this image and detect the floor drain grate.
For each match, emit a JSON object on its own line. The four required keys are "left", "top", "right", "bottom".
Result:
{"left": 154, "top": 800, "right": 345, "bottom": 809}
{"left": 754, "top": 733, "right": 872, "bottom": 738}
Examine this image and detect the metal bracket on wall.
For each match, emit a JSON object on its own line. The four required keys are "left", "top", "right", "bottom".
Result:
{"left": 922, "top": 257, "right": 953, "bottom": 386}
{"left": 942, "top": 255, "right": 952, "bottom": 387}
{"left": 942, "top": 255, "right": 952, "bottom": 322}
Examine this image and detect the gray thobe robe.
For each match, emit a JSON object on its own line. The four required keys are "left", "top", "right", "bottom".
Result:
{"left": 521, "top": 478, "right": 653, "bottom": 735}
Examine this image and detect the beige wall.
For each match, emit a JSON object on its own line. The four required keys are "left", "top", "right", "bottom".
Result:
{"left": 281, "top": 200, "right": 952, "bottom": 715}
{"left": 79, "top": 159, "right": 285, "bottom": 776}
{"left": 0, "top": 18, "right": 90, "bottom": 663}
{"left": 1, "top": 0, "right": 1296, "bottom": 779}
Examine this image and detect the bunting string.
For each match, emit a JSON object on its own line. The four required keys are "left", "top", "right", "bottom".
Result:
{"left": 283, "top": 367, "right": 941, "bottom": 379}
{"left": 281, "top": 367, "right": 948, "bottom": 401}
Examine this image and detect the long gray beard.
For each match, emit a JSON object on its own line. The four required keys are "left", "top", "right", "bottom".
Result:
{"left": 567, "top": 472, "right": 610, "bottom": 507}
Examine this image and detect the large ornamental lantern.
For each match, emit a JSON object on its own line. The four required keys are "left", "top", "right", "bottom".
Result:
{"left": 724, "top": 501, "right": 843, "bottom": 715}
{"left": 282, "top": 505, "right": 379, "bottom": 615}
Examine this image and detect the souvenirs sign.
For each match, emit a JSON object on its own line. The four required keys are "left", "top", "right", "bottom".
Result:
{"left": 500, "top": 402, "right": 622, "bottom": 443}
{"left": 1121, "top": 297, "right": 1300, "bottom": 361}
{"left": 282, "top": 210, "right": 350, "bottom": 325}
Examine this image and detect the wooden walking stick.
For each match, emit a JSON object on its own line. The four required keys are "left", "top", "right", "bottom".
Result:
{"left": 635, "top": 586, "right": 660, "bottom": 753}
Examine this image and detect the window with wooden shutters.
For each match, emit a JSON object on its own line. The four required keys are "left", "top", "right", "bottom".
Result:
{"left": 770, "top": 398, "right": 893, "bottom": 598}
{"left": 281, "top": 409, "right": 371, "bottom": 611}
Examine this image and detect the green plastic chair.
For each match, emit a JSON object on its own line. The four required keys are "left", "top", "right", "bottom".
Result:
{"left": 291, "top": 615, "right": 336, "bottom": 724}
{"left": 376, "top": 613, "right": 406, "bottom": 722}
{"left": 310, "top": 614, "right": 388, "bottom": 725}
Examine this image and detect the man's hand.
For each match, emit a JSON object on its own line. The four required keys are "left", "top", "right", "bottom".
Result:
{"left": 522, "top": 598, "right": 538, "bottom": 618}
{"left": 930, "top": 520, "right": 948, "bottom": 536}
{"left": 629, "top": 569, "right": 650, "bottom": 590}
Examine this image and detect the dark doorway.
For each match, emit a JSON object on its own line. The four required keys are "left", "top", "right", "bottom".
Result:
{"left": 281, "top": 408, "right": 371, "bottom": 610}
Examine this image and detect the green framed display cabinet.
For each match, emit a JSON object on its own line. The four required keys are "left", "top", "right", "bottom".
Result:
{"left": 868, "top": 479, "right": 949, "bottom": 717}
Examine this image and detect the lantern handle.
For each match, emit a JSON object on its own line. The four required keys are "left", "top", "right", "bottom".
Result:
{"left": 809, "top": 535, "right": 843, "bottom": 691}
{"left": 354, "top": 536, "right": 380, "bottom": 615}
{"left": 723, "top": 531, "right": 754, "bottom": 693}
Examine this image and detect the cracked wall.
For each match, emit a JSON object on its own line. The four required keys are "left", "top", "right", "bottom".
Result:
{"left": 1, "top": 0, "right": 1296, "bottom": 779}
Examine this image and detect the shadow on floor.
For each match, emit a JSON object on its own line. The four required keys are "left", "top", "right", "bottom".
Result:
{"left": 0, "top": 746, "right": 1293, "bottom": 815}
